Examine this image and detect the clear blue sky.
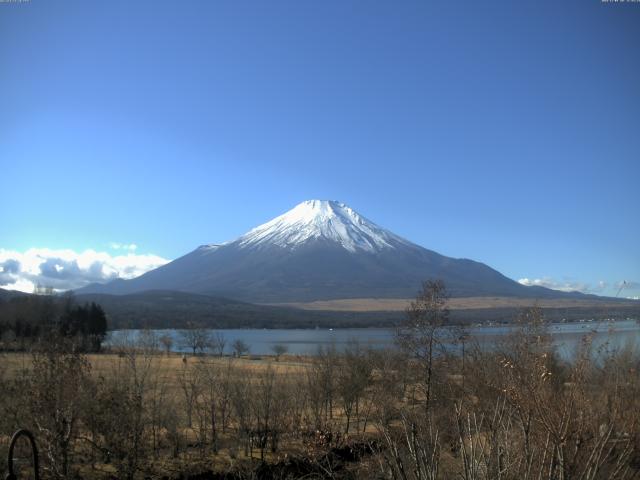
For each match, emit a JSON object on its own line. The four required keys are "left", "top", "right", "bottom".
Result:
{"left": 1, "top": 0, "right": 638, "bottom": 297}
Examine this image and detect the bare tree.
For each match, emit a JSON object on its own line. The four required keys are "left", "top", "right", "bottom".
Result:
{"left": 396, "top": 279, "right": 449, "bottom": 415}
{"left": 217, "top": 358, "right": 235, "bottom": 433}
{"left": 147, "top": 358, "right": 171, "bottom": 458}
{"left": 232, "top": 339, "right": 250, "bottom": 357}
{"left": 211, "top": 331, "right": 227, "bottom": 357}
{"left": 137, "top": 329, "right": 159, "bottom": 355}
{"left": 159, "top": 334, "right": 173, "bottom": 356}
{"left": 271, "top": 343, "right": 288, "bottom": 361}
{"left": 230, "top": 372, "right": 253, "bottom": 456}
{"left": 336, "top": 341, "right": 372, "bottom": 433}
{"left": 194, "top": 357, "right": 235, "bottom": 453}
{"left": 243, "top": 366, "right": 293, "bottom": 460}
{"left": 177, "top": 363, "right": 201, "bottom": 429}
{"left": 179, "top": 325, "right": 212, "bottom": 356}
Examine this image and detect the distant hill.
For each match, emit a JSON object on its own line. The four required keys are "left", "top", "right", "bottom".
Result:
{"left": 77, "top": 200, "right": 594, "bottom": 303}
{"left": 74, "top": 290, "right": 400, "bottom": 329}
{"left": 74, "top": 290, "right": 640, "bottom": 329}
{"left": 0, "top": 288, "right": 28, "bottom": 301}
{"left": 3, "top": 288, "right": 637, "bottom": 329}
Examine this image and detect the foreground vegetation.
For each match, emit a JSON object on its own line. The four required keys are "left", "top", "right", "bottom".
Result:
{"left": 1, "top": 283, "right": 639, "bottom": 479}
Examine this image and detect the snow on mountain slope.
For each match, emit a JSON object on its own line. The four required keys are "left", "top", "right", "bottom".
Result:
{"left": 237, "top": 200, "right": 412, "bottom": 253}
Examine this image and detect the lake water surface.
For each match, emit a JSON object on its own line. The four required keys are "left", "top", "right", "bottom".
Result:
{"left": 109, "top": 319, "right": 640, "bottom": 358}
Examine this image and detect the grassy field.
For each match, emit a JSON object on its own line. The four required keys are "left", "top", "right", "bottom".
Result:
{"left": 0, "top": 349, "right": 382, "bottom": 479}
{"left": 0, "top": 350, "right": 346, "bottom": 410}
{"left": 266, "top": 296, "right": 640, "bottom": 311}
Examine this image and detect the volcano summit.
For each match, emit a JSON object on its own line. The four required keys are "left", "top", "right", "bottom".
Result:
{"left": 78, "top": 200, "right": 583, "bottom": 302}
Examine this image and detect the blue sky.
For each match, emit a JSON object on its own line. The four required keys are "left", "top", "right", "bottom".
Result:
{"left": 0, "top": 0, "right": 638, "bottom": 297}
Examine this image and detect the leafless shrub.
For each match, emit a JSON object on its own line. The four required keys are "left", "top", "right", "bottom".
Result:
{"left": 27, "top": 338, "right": 91, "bottom": 479}
{"left": 378, "top": 413, "right": 441, "bottom": 480}
{"left": 84, "top": 346, "right": 154, "bottom": 479}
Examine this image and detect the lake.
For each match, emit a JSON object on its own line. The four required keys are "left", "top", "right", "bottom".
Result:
{"left": 108, "top": 318, "right": 640, "bottom": 358}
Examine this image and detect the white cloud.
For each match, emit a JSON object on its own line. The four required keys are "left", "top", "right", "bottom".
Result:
{"left": 0, "top": 247, "right": 170, "bottom": 293}
{"left": 109, "top": 242, "right": 138, "bottom": 251}
{"left": 517, "top": 277, "right": 591, "bottom": 293}
{"left": 518, "top": 277, "right": 639, "bottom": 297}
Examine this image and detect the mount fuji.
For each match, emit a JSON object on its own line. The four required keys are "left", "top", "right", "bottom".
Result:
{"left": 77, "top": 200, "right": 581, "bottom": 302}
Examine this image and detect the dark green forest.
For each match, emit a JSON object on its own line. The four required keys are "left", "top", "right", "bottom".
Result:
{"left": 0, "top": 293, "right": 107, "bottom": 351}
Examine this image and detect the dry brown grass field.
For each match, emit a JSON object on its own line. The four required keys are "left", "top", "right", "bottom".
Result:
{"left": 267, "top": 296, "right": 639, "bottom": 311}
{"left": 0, "top": 349, "right": 384, "bottom": 479}
{"left": 1, "top": 304, "right": 639, "bottom": 479}
{"left": 2, "top": 351, "right": 311, "bottom": 378}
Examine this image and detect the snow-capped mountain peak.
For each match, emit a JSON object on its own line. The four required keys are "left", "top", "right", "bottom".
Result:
{"left": 76, "top": 199, "right": 567, "bottom": 302}
{"left": 237, "top": 200, "right": 411, "bottom": 253}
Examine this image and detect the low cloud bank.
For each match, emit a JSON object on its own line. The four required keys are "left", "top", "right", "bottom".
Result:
{"left": 0, "top": 247, "right": 170, "bottom": 293}
{"left": 518, "top": 277, "right": 639, "bottom": 298}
